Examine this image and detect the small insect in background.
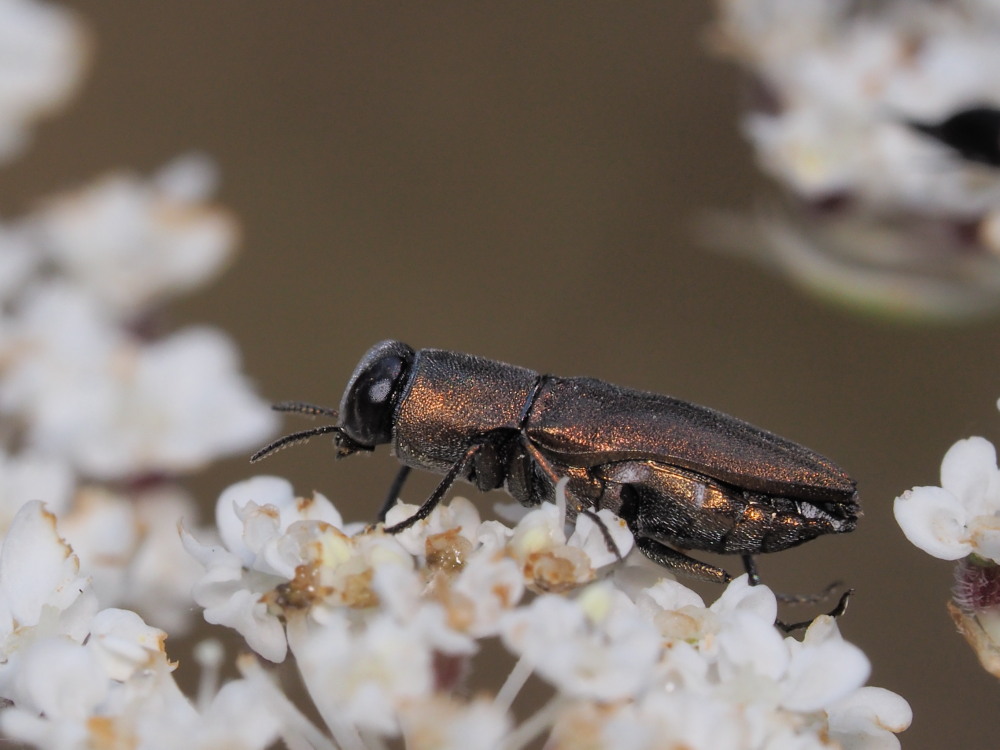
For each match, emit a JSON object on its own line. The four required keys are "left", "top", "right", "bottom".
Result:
{"left": 908, "top": 106, "right": 1000, "bottom": 167}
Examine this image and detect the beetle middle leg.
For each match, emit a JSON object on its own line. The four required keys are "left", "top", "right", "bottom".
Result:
{"left": 519, "top": 437, "right": 624, "bottom": 561}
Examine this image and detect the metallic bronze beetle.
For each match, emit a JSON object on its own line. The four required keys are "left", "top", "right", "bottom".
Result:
{"left": 252, "top": 340, "right": 859, "bottom": 583}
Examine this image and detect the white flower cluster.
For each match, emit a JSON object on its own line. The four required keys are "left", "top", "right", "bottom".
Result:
{"left": 0, "top": 501, "right": 284, "bottom": 749}
{"left": 0, "top": 155, "right": 276, "bottom": 481}
{"left": 0, "top": 0, "right": 275, "bottom": 640}
{"left": 0, "top": 155, "right": 278, "bottom": 633}
{"left": 708, "top": 0, "right": 1000, "bottom": 320}
{"left": 894, "top": 402, "right": 1000, "bottom": 678}
{"left": 0, "top": 0, "right": 86, "bottom": 163}
{"left": 177, "top": 476, "right": 911, "bottom": 750}
{"left": 713, "top": 0, "right": 1000, "bottom": 219}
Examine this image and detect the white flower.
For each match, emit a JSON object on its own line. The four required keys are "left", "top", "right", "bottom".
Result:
{"left": 214, "top": 475, "right": 346, "bottom": 574}
{"left": 289, "top": 611, "right": 436, "bottom": 737}
{"left": 567, "top": 506, "right": 635, "bottom": 567}
{"left": 385, "top": 495, "right": 483, "bottom": 558}
{"left": 187, "top": 476, "right": 414, "bottom": 662}
{"left": 894, "top": 436, "right": 1000, "bottom": 561}
{"left": 500, "top": 581, "right": 662, "bottom": 702}
{"left": 0, "top": 221, "right": 38, "bottom": 304}
{"left": 398, "top": 695, "right": 510, "bottom": 750}
{"left": 0, "top": 501, "right": 94, "bottom": 663}
{"left": 0, "top": 0, "right": 87, "bottom": 164}
{"left": 33, "top": 156, "right": 238, "bottom": 317}
{"left": 1, "top": 638, "right": 280, "bottom": 750}
{"left": 505, "top": 486, "right": 630, "bottom": 591}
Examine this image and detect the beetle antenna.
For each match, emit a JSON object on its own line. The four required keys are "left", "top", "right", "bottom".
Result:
{"left": 250, "top": 424, "right": 344, "bottom": 463}
{"left": 271, "top": 401, "right": 339, "bottom": 419}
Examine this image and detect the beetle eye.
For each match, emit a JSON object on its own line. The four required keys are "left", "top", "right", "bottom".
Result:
{"left": 368, "top": 377, "right": 393, "bottom": 404}
{"left": 339, "top": 340, "right": 414, "bottom": 447}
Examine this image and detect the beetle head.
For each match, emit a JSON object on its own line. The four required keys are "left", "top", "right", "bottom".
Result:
{"left": 338, "top": 339, "right": 415, "bottom": 451}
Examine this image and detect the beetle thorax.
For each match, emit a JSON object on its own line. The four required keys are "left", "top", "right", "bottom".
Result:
{"left": 391, "top": 349, "right": 539, "bottom": 474}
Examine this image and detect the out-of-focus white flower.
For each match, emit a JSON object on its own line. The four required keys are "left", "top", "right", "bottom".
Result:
{"left": 1, "top": 636, "right": 281, "bottom": 750}
{"left": 1, "top": 284, "right": 277, "bottom": 478}
{"left": 894, "top": 436, "right": 1000, "bottom": 561}
{"left": 290, "top": 611, "right": 438, "bottom": 737}
{"left": 708, "top": 0, "right": 1000, "bottom": 320}
{"left": 0, "top": 221, "right": 37, "bottom": 304}
{"left": 398, "top": 694, "right": 510, "bottom": 750}
{"left": 0, "top": 502, "right": 280, "bottom": 750}
{"left": 827, "top": 686, "right": 915, "bottom": 750}
{"left": 58, "top": 484, "right": 203, "bottom": 634}
{"left": 33, "top": 156, "right": 238, "bottom": 317}
{"left": 715, "top": 0, "right": 1000, "bottom": 214}
{"left": 0, "top": 0, "right": 87, "bottom": 164}
{"left": 0, "top": 449, "right": 74, "bottom": 535}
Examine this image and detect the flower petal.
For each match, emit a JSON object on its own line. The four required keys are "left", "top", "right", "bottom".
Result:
{"left": 894, "top": 486, "right": 970, "bottom": 560}
{"left": 940, "top": 437, "right": 1000, "bottom": 516}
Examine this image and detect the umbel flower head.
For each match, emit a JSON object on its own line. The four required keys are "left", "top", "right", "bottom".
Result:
{"left": 173, "top": 475, "right": 911, "bottom": 750}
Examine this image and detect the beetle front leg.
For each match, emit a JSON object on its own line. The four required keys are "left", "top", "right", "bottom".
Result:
{"left": 376, "top": 465, "right": 412, "bottom": 522}
{"left": 383, "top": 442, "right": 483, "bottom": 533}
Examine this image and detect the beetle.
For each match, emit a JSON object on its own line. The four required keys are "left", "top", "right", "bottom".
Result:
{"left": 251, "top": 340, "right": 860, "bottom": 584}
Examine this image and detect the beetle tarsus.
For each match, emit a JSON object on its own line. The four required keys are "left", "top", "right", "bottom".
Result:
{"left": 742, "top": 555, "right": 762, "bottom": 586}
{"left": 775, "top": 588, "right": 853, "bottom": 633}
{"left": 775, "top": 579, "right": 843, "bottom": 606}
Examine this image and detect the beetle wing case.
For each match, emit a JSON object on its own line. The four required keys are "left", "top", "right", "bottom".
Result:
{"left": 524, "top": 376, "right": 857, "bottom": 505}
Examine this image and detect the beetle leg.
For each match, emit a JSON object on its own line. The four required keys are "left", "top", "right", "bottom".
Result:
{"left": 376, "top": 465, "right": 412, "bottom": 522}
{"left": 520, "top": 439, "right": 561, "bottom": 486}
{"left": 383, "top": 442, "right": 482, "bottom": 534}
{"left": 580, "top": 509, "right": 623, "bottom": 562}
{"left": 742, "top": 555, "right": 762, "bottom": 587}
{"left": 634, "top": 536, "right": 730, "bottom": 583}
{"left": 775, "top": 589, "right": 853, "bottom": 633}
{"left": 519, "top": 437, "right": 623, "bottom": 561}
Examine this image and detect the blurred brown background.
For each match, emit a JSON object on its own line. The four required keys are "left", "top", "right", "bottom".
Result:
{"left": 5, "top": 3, "right": 999, "bottom": 748}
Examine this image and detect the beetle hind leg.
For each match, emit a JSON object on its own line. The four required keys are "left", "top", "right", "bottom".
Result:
{"left": 635, "top": 536, "right": 731, "bottom": 583}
